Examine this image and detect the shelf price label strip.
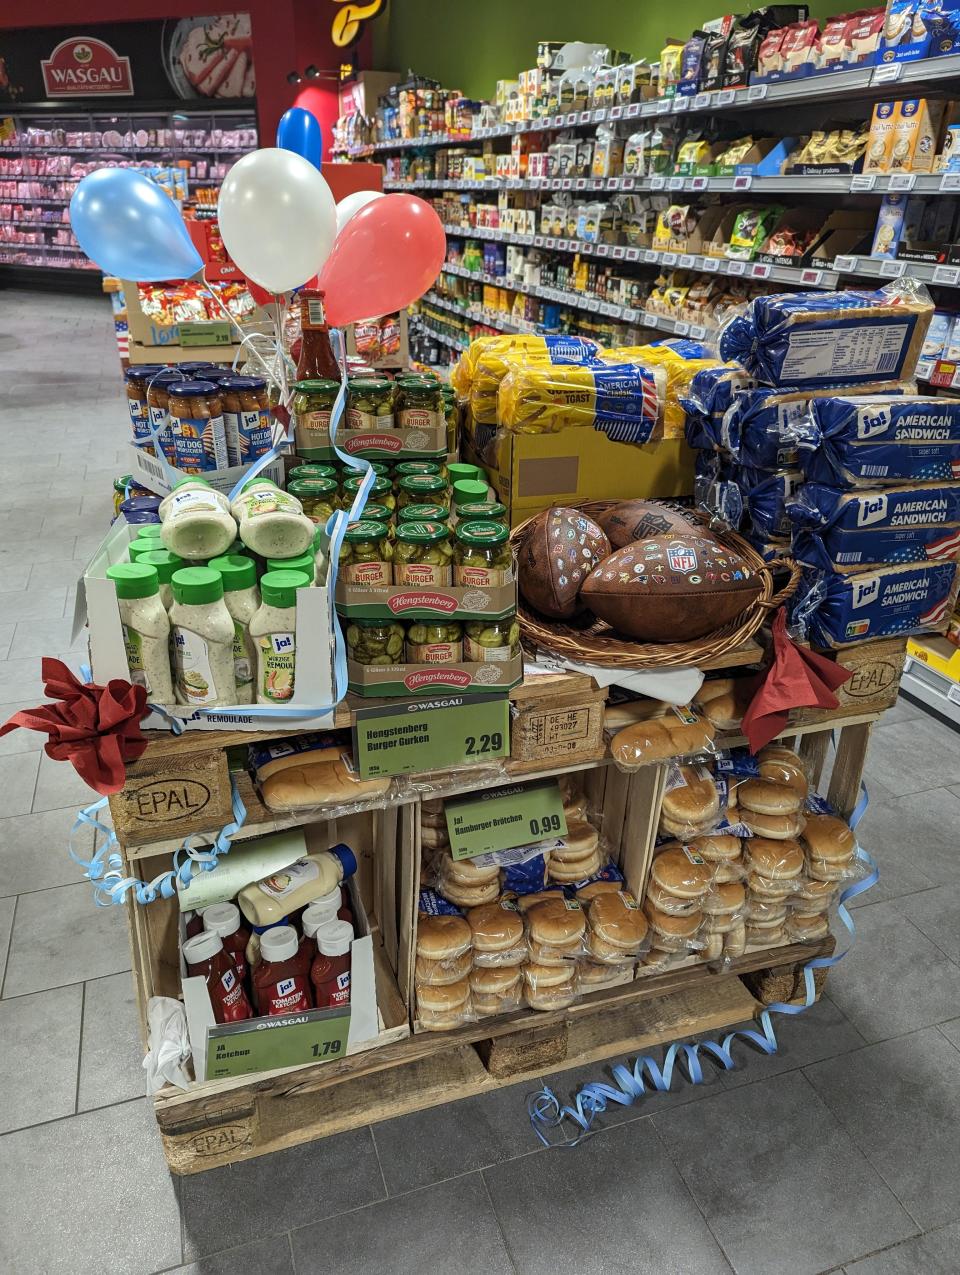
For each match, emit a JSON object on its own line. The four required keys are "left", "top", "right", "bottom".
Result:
{"left": 529, "top": 783, "right": 876, "bottom": 1148}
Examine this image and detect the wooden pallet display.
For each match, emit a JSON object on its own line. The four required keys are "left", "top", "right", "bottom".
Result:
{"left": 112, "top": 667, "right": 890, "bottom": 1175}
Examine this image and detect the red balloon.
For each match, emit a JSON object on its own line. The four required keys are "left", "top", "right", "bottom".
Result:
{"left": 244, "top": 275, "right": 278, "bottom": 308}
{"left": 318, "top": 194, "right": 446, "bottom": 328}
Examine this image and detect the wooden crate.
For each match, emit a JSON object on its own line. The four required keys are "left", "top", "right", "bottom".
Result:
{"left": 508, "top": 673, "right": 607, "bottom": 770}
{"left": 791, "top": 638, "right": 907, "bottom": 724}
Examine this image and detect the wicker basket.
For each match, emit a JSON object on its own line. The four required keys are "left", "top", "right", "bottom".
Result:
{"left": 510, "top": 501, "right": 801, "bottom": 670}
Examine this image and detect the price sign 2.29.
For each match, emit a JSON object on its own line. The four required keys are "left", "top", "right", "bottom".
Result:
{"left": 465, "top": 729, "right": 504, "bottom": 757}
{"left": 445, "top": 777, "right": 568, "bottom": 860}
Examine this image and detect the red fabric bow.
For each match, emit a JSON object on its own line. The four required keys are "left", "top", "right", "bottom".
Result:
{"left": 740, "top": 608, "right": 853, "bottom": 753}
{"left": 0, "top": 658, "right": 149, "bottom": 795}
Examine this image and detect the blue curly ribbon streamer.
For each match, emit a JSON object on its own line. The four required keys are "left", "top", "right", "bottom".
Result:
{"left": 69, "top": 773, "right": 247, "bottom": 907}
{"left": 528, "top": 784, "right": 875, "bottom": 1148}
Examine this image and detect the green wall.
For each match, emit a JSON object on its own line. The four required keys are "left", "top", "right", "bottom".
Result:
{"left": 383, "top": 0, "right": 837, "bottom": 99}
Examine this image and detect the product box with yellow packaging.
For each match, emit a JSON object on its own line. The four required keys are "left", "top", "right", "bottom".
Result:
{"left": 889, "top": 98, "right": 945, "bottom": 174}
{"left": 864, "top": 100, "right": 899, "bottom": 172}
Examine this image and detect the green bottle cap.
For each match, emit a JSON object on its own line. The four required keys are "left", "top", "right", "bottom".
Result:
{"left": 395, "top": 520, "right": 448, "bottom": 546}
{"left": 288, "top": 463, "right": 337, "bottom": 483}
{"left": 260, "top": 569, "right": 310, "bottom": 608}
{"left": 266, "top": 551, "right": 315, "bottom": 575}
{"left": 453, "top": 479, "right": 489, "bottom": 505}
{"left": 208, "top": 554, "right": 257, "bottom": 591}
{"left": 133, "top": 524, "right": 164, "bottom": 541}
{"left": 398, "top": 503, "right": 449, "bottom": 523}
{"left": 128, "top": 540, "right": 160, "bottom": 562}
{"left": 171, "top": 566, "right": 224, "bottom": 606}
{"left": 107, "top": 562, "right": 159, "bottom": 599}
{"left": 172, "top": 476, "right": 212, "bottom": 491}
{"left": 359, "top": 502, "right": 392, "bottom": 524}
{"left": 345, "top": 520, "right": 387, "bottom": 542}
{"left": 447, "top": 462, "right": 481, "bottom": 485}
{"left": 399, "top": 474, "right": 447, "bottom": 497}
{"left": 138, "top": 549, "right": 185, "bottom": 584}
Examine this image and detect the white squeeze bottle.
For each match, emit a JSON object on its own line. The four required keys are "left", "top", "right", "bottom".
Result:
{"left": 237, "top": 846, "right": 358, "bottom": 927}
{"left": 169, "top": 566, "right": 237, "bottom": 708}
{"left": 207, "top": 554, "right": 260, "bottom": 706}
{"left": 159, "top": 477, "right": 236, "bottom": 562}
{"left": 105, "top": 563, "right": 174, "bottom": 703}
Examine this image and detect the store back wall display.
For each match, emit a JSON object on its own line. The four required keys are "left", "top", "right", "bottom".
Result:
{"left": 0, "top": 15, "right": 256, "bottom": 104}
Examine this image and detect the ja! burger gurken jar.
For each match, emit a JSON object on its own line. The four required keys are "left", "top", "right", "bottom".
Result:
{"left": 405, "top": 620, "right": 463, "bottom": 664}
{"left": 454, "top": 519, "right": 514, "bottom": 587}
{"left": 393, "top": 520, "right": 454, "bottom": 586}
{"left": 340, "top": 520, "right": 394, "bottom": 585}
{"left": 166, "top": 381, "right": 229, "bottom": 475}
{"left": 124, "top": 365, "right": 167, "bottom": 450}
{"left": 218, "top": 375, "right": 273, "bottom": 466}
{"left": 292, "top": 379, "right": 340, "bottom": 451}
{"left": 346, "top": 378, "right": 396, "bottom": 430}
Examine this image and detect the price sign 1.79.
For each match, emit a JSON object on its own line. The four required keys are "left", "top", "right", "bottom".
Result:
{"left": 445, "top": 778, "right": 568, "bottom": 860}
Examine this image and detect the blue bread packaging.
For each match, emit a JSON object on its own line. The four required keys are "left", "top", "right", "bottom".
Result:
{"left": 789, "top": 481, "right": 960, "bottom": 569}
{"left": 790, "top": 394, "right": 960, "bottom": 486}
{"left": 791, "top": 560, "right": 960, "bottom": 647}
{"left": 740, "top": 466, "right": 804, "bottom": 539}
{"left": 718, "top": 282, "right": 933, "bottom": 387}
{"left": 681, "top": 364, "right": 757, "bottom": 451}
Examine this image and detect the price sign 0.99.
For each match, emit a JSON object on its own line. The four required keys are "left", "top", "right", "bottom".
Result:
{"left": 445, "top": 777, "right": 568, "bottom": 860}
{"left": 353, "top": 693, "right": 510, "bottom": 779}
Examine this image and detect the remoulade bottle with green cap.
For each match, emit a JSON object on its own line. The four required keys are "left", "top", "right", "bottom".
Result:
{"left": 453, "top": 519, "right": 514, "bottom": 587}
{"left": 106, "top": 562, "right": 174, "bottom": 704}
{"left": 138, "top": 548, "right": 185, "bottom": 610}
{"left": 208, "top": 554, "right": 261, "bottom": 705}
{"left": 158, "top": 477, "right": 236, "bottom": 562}
{"left": 169, "top": 566, "right": 238, "bottom": 708}
{"left": 250, "top": 570, "right": 311, "bottom": 705}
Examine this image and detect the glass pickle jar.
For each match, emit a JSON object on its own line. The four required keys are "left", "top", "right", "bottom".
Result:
{"left": 441, "top": 387, "right": 458, "bottom": 453}
{"left": 406, "top": 620, "right": 463, "bottom": 664}
{"left": 456, "top": 500, "right": 508, "bottom": 525}
{"left": 454, "top": 520, "right": 514, "bottom": 587}
{"left": 345, "top": 618, "right": 404, "bottom": 666}
{"left": 393, "top": 520, "right": 454, "bottom": 586}
{"left": 292, "top": 379, "right": 340, "bottom": 451}
{"left": 393, "top": 460, "right": 446, "bottom": 490}
{"left": 397, "top": 502, "right": 449, "bottom": 525}
{"left": 342, "top": 473, "right": 396, "bottom": 513}
{"left": 288, "top": 463, "right": 337, "bottom": 484}
{"left": 346, "top": 379, "right": 395, "bottom": 429}
{"left": 287, "top": 476, "right": 339, "bottom": 525}
{"left": 397, "top": 473, "right": 450, "bottom": 512}
{"left": 396, "top": 377, "right": 444, "bottom": 431}
{"left": 464, "top": 613, "right": 520, "bottom": 663}
{"left": 340, "top": 520, "right": 393, "bottom": 586}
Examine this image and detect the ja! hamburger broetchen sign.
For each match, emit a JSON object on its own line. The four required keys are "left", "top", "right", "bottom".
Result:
{"left": 41, "top": 37, "right": 133, "bottom": 97}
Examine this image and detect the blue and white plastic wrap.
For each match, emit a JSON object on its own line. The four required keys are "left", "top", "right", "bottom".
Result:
{"left": 740, "top": 466, "right": 804, "bottom": 540}
{"left": 790, "top": 395, "right": 960, "bottom": 487}
{"left": 718, "top": 282, "right": 933, "bottom": 388}
{"left": 681, "top": 363, "right": 757, "bottom": 452}
{"left": 791, "top": 559, "right": 960, "bottom": 647}
{"left": 789, "top": 481, "right": 960, "bottom": 570}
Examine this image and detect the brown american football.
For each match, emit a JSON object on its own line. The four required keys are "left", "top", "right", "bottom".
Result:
{"left": 581, "top": 534, "right": 763, "bottom": 641}
{"left": 517, "top": 506, "right": 611, "bottom": 620}
{"left": 596, "top": 499, "right": 701, "bottom": 549}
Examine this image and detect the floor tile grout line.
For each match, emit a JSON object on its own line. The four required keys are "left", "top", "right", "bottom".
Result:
{"left": 73, "top": 980, "right": 86, "bottom": 1115}
{"left": 0, "top": 893, "right": 18, "bottom": 1000}
{"left": 286, "top": 1229, "right": 298, "bottom": 1275}
{"left": 0, "top": 1091, "right": 145, "bottom": 1140}
{"left": 478, "top": 1167, "right": 522, "bottom": 1275}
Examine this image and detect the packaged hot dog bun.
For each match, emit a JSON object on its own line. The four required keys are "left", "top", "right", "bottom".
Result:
{"left": 260, "top": 759, "right": 390, "bottom": 811}
{"left": 610, "top": 713, "right": 715, "bottom": 769}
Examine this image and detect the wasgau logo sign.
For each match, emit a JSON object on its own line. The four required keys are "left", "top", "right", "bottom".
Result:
{"left": 42, "top": 37, "right": 134, "bottom": 97}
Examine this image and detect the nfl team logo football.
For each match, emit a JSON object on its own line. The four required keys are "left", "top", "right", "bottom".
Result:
{"left": 595, "top": 498, "right": 701, "bottom": 549}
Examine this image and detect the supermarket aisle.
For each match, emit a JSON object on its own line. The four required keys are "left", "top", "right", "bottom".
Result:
{"left": 4, "top": 291, "right": 960, "bottom": 1274}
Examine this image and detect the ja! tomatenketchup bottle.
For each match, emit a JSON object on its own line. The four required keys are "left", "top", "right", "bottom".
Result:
{"left": 254, "top": 924, "right": 313, "bottom": 1016}
{"left": 202, "top": 901, "right": 251, "bottom": 984}
{"left": 183, "top": 930, "right": 253, "bottom": 1024}
{"left": 311, "top": 919, "right": 353, "bottom": 1010}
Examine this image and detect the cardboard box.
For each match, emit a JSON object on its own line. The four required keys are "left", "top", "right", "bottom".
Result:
{"left": 335, "top": 580, "right": 517, "bottom": 621}
{"left": 888, "top": 98, "right": 945, "bottom": 175}
{"left": 183, "top": 873, "right": 380, "bottom": 1081}
{"left": 77, "top": 519, "right": 336, "bottom": 732}
{"left": 347, "top": 653, "right": 522, "bottom": 697}
{"left": 464, "top": 429, "right": 694, "bottom": 526}
{"left": 122, "top": 281, "right": 271, "bottom": 351}
{"left": 126, "top": 441, "right": 285, "bottom": 500}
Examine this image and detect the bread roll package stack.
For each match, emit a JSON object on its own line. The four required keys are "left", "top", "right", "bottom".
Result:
{"left": 739, "top": 745, "right": 808, "bottom": 951}
{"left": 786, "top": 808, "right": 862, "bottom": 943}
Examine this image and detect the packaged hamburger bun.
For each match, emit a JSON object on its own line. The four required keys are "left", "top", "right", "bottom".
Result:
{"left": 659, "top": 763, "right": 722, "bottom": 839}
{"left": 757, "top": 745, "right": 809, "bottom": 799}
{"left": 649, "top": 844, "right": 715, "bottom": 900}
{"left": 642, "top": 899, "right": 704, "bottom": 952}
{"left": 523, "top": 960, "right": 579, "bottom": 1011}
{"left": 587, "top": 890, "right": 649, "bottom": 958}
{"left": 741, "top": 808, "right": 806, "bottom": 840}
{"left": 415, "top": 949, "right": 473, "bottom": 986}
{"left": 469, "top": 965, "right": 523, "bottom": 1016}
{"left": 416, "top": 913, "right": 472, "bottom": 961}
{"left": 800, "top": 812, "right": 858, "bottom": 881}
{"left": 738, "top": 777, "right": 805, "bottom": 818}
{"left": 416, "top": 976, "right": 472, "bottom": 1030}
{"left": 744, "top": 836, "right": 805, "bottom": 881}
{"left": 466, "top": 901, "right": 526, "bottom": 966}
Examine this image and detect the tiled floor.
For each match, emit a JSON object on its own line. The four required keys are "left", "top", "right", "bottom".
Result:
{"left": 2, "top": 289, "right": 960, "bottom": 1274}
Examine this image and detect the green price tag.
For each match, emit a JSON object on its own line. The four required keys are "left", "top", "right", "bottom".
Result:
{"left": 353, "top": 692, "right": 509, "bottom": 780}
{"left": 178, "top": 320, "right": 233, "bottom": 347}
{"left": 445, "top": 777, "right": 568, "bottom": 860}
{"left": 206, "top": 1006, "right": 350, "bottom": 1079}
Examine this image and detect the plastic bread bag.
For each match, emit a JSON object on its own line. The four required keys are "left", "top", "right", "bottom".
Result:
{"left": 497, "top": 359, "right": 667, "bottom": 444}
{"left": 558, "top": 774, "right": 590, "bottom": 823}
{"left": 695, "top": 679, "right": 756, "bottom": 732}
{"left": 401, "top": 758, "right": 507, "bottom": 797}
{"left": 415, "top": 904, "right": 473, "bottom": 989}
{"left": 680, "top": 362, "right": 758, "bottom": 452}
{"left": 790, "top": 560, "right": 960, "bottom": 649}
{"left": 249, "top": 734, "right": 394, "bottom": 814}
{"left": 741, "top": 465, "right": 804, "bottom": 540}
{"left": 523, "top": 960, "right": 580, "bottom": 1011}
{"left": 680, "top": 832, "right": 746, "bottom": 885}
{"left": 467, "top": 899, "right": 529, "bottom": 968}
{"left": 469, "top": 965, "right": 523, "bottom": 1017}
{"left": 585, "top": 889, "right": 651, "bottom": 963}
{"left": 658, "top": 763, "right": 725, "bottom": 840}
{"left": 602, "top": 346, "right": 726, "bottom": 439}
{"left": 609, "top": 704, "right": 717, "bottom": 772}
{"left": 642, "top": 897, "right": 705, "bottom": 954}
{"left": 787, "top": 481, "right": 960, "bottom": 572}
{"left": 717, "top": 280, "right": 934, "bottom": 388}
{"left": 415, "top": 976, "right": 475, "bottom": 1030}
{"left": 434, "top": 852, "right": 503, "bottom": 910}
{"left": 462, "top": 840, "right": 553, "bottom": 899}
{"left": 450, "top": 333, "right": 525, "bottom": 400}
{"left": 470, "top": 334, "right": 601, "bottom": 425}
{"left": 701, "top": 913, "right": 747, "bottom": 964}
{"left": 579, "top": 958, "right": 636, "bottom": 990}
{"left": 783, "top": 910, "right": 831, "bottom": 943}
{"left": 789, "top": 875, "right": 839, "bottom": 915}
{"left": 547, "top": 819, "right": 604, "bottom": 884}
{"left": 743, "top": 836, "right": 806, "bottom": 896}
{"left": 646, "top": 840, "right": 717, "bottom": 914}
{"left": 524, "top": 895, "right": 589, "bottom": 965}
{"left": 800, "top": 804, "right": 867, "bottom": 884}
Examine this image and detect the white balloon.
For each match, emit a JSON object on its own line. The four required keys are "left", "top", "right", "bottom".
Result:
{"left": 217, "top": 148, "right": 337, "bottom": 294}
{"left": 335, "top": 189, "right": 384, "bottom": 235}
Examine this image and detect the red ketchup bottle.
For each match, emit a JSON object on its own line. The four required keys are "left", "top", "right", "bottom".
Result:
{"left": 202, "top": 902, "right": 251, "bottom": 985}
{"left": 297, "top": 891, "right": 343, "bottom": 974}
{"left": 183, "top": 930, "right": 253, "bottom": 1024}
{"left": 254, "top": 924, "right": 313, "bottom": 1016}
{"left": 311, "top": 919, "right": 353, "bottom": 1010}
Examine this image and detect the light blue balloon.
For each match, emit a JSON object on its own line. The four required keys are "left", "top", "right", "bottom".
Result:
{"left": 276, "top": 106, "right": 323, "bottom": 171}
{"left": 69, "top": 168, "right": 204, "bottom": 281}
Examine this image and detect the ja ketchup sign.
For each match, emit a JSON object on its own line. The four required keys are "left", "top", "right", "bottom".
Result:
{"left": 42, "top": 37, "right": 133, "bottom": 97}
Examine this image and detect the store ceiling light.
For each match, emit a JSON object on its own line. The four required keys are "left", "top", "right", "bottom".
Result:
{"left": 305, "top": 65, "right": 320, "bottom": 79}
{"left": 287, "top": 70, "right": 302, "bottom": 85}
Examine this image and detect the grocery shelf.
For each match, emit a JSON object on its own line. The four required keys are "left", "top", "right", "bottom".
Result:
{"left": 357, "top": 54, "right": 960, "bottom": 156}
{"left": 834, "top": 254, "right": 960, "bottom": 287}
{"left": 409, "top": 316, "right": 469, "bottom": 351}
{"left": 442, "top": 223, "right": 840, "bottom": 290}
{"left": 384, "top": 171, "right": 960, "bottom": 197}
